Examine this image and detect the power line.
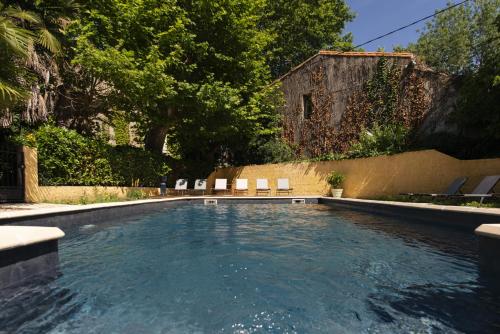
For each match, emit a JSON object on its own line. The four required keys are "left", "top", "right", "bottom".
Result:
{"left": 276, "top": 0, "right": 473, "bottom": 81}
{"left": 352, "top": 0, "right": 471, "bottom": 50}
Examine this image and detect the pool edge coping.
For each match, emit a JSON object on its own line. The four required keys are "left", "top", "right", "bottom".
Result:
{"left": 0, "top": 196, "right": 321, "bottom": 223}
{"left": 2, "top": 196, "right": 500, "bottom": 224}
{"left": 320, "top": 197, "right": 500, "bottom": 217}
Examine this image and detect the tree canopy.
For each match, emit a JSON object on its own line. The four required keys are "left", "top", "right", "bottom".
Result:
{"left": 409, "top": 0, "right": 500, "bottom": 157}
{"left": 1, "top": 0, "right": 354, "bottom": 174}
{"left": 261, "top": 0, "right": 354, "bottom": 77}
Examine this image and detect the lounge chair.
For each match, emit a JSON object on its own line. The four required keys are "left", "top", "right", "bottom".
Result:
{"left": 234, "top": 179, "right": 248, "bottom": 195}
{"left": 194, "top": 179, "right": 207, "bottom": 195}
{"left": 174, "top": 179, "right": 188, "bottom": 195}
{"left": 212, "top": 178, "right": 229, "bottom": 195}
{"left": 276, "top": 178, "right": 293, "bottom": 195}
{"left": 256, "top": 179, "right": 271, "bottom": 196}
{"left": 405, "top": 177, "right": 467, "bottom": 197}
{"left": 457, "top": 175, "right": 500, "bottom": 204}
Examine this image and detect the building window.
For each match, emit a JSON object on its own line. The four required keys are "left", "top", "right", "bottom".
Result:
{"left": 303, "top": 94, "right": 313, "bottom": 119}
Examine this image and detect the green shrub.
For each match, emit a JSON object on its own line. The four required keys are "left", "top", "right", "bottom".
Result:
{"left": 348, "top": 124, "right": 409, "bottom": 158}
{"left": 307, "top": 152, "right": 347, "bottom": 162}
{"left": 108, "top": 145, "right": 171, "bottom": 186}
{"left": 127, "top": 189, "right": 146, "bottom": 200}
{"left": 255, "top": 138, "right": 296, "bottom": 164}
{"left": 326, "top": 171, "right": 345, "bottom": 188}
{"left": 23, "top": 124, "right": 170, "bottom": 186}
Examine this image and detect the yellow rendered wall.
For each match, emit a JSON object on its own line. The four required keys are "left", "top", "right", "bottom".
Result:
{"left": 207, "top": 150, "right": 500, "bottom": 198}
{"left": 36, "top": 186, "right": 159, "bottom": 203}
{"left": 22, "top": 147, "right": 159, "bottom": 203}
{"left": 23, "top": 147, "right": 500, "bottom": 201}
{"left": 23, "top": 146, "right": 40, "bottom": 203}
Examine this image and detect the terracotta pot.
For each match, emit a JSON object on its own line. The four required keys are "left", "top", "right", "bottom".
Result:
{"left": 330, "top": 188, "right": 343, "bottom": 198}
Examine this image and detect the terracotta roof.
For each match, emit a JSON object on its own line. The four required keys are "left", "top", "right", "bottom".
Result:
{"left": 277, "top": 50, "right": 415, "bottom": 82}
{"left": 318, "top": 51, "right": 414, "bottom": 58}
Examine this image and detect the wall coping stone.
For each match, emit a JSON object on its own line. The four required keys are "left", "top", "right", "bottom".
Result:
{"left": 475, "top": 224, "right": 500, "bottom": 239}
{"left": 0, "top": 226, "right": 65, "bottom": 251}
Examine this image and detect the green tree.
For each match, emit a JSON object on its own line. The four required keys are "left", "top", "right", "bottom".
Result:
{"left": 67, "top": 0, "right": 281, "bottom": 174}
{"left": 409, "top": 0, "right": 500, "bottom": 157}
{"left": 0, "top": 0, "right": 75, "bottom": 127}
{"left": 0, "top": 5, "right": 37, "bottom": 110}
{"left": 410, "top": 0, "right": 500, "bottom": 74}
{"left": 260, "top": 0, "right": 354, "bottom": 77}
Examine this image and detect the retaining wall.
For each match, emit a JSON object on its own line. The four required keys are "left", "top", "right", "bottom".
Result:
{"left": 207, "top": 150, "right": 500, "bottom": 198}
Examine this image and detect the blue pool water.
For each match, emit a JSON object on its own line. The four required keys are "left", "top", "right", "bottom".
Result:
{"left": 1, "top": 204, "right": 499, "bottom": 333}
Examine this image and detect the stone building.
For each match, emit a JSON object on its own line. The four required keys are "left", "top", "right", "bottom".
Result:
{"left": 278, "top": 51, "right": 458, "bottom": 156}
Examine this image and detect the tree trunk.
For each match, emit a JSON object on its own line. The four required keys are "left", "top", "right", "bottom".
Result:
{"left": 144, "top": 125, "right": 168, "bottom": 154}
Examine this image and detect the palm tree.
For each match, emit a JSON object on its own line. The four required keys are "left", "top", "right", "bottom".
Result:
{"left": 0, "top": 5, "right": 36, "bottom": 108}
{"left": 0, "top": 3, "right": 64, "bottom": 126}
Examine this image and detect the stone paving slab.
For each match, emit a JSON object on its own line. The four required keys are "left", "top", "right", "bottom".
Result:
{"left": 0, "top": 226, "right": 65, "bottom": 251}
{"left": 322, "top": 197, "right": 500, "bottom": 216}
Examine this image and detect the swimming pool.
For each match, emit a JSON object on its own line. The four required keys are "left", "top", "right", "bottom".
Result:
{"left": 1, "top": 204, "right": 499, "bottom": 333}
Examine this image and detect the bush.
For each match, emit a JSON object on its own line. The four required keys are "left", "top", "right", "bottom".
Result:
{"left": 348, "top": 124, "right": 408, "bottom": 158}
{"left": 326, "top": 171, "right": 345, "bottom": 188}
{"left": 307, "top": 152, "right": 347, "bottom": 162}
{"left": 20, "top": 124, "right": 170, "bottom": 186}
{"left": 255, "top": 138, "right": 296, "bottom": 164}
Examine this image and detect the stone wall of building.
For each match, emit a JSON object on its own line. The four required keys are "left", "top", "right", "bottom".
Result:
{"left": 279, "top": 51, "right": 459, "bottom": 155}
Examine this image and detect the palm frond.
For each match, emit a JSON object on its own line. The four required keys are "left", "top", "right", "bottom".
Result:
{"left": 37, "top": 27, "right": 61, "bottom": 54}
{"left": 0, "top": 80, "right": 27, "bottom": 106}
{"left": 3, "top": 6, "right": 41, "bottom": 24}
{"left": 0, "top": 17, "right": 35, "bottom": 55}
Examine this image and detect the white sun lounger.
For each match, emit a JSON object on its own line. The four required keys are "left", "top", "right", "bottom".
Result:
{"left": 234, "top": 179, "right": 248, "bottom": 195}
{"left": 276, "top": 178, "right": 293, "bottom": 195}
{"left": 194, "top": 179, "right": 207, "bottom": 195}
{"left": 175, "top": 179, "right": 188, "bottom": 195}
{"left": 256, "top": 179, "right": 271, "bottom": 196}
{"left": 213, "top": 178, "right": 229, "bottom": 195}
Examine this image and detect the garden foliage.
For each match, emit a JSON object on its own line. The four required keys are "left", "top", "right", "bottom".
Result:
{"left": 326, "top": 171, "right": 344, "bottom": 188}
{"left": 20, "top": 125, "right": 170, "bottom": 186}
{"left": 348, "top": 124, "right": 409, "bottom": 158}
{"left": 409, "top": 0, "right": 500, "bottom": 157}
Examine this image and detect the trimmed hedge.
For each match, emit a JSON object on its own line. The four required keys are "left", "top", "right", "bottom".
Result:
{"left": 21, "top": 125, "right": 170, "bottom": 186}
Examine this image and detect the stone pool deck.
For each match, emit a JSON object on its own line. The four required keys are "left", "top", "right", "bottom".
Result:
{"left": 323, "top": 197, "right": 500, "bottom": 216}
{"left": 2, "top": 197, "right": 500, "bottom": 222}
{"left": 0, "top": 196, "right": 321, "bottom": 222}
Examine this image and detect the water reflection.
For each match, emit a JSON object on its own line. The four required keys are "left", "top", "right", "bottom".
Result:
{"left": 1, "top": 204, "right": 499, "bottom": 333}
{"left": 323, "top": 206, "right": 500, "bottom": 333}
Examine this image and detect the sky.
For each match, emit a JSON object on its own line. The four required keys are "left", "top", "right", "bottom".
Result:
{"left": 344, "top": 0, "right": 452, "bottom": 51}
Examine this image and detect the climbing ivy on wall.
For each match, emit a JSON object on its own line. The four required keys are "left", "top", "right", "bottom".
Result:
{"left": 365, "top": 57, "right": 401, "bottom": 126}
{"left": 112, "top": 113, "right": 130, "bottom": 146}
{"left": 283, "top": 58, "right": 431, "bottom": 157}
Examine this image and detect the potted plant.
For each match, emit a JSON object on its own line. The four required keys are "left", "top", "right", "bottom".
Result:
{"left": 326, "top": 171, "right": 345, "bottom": 198}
